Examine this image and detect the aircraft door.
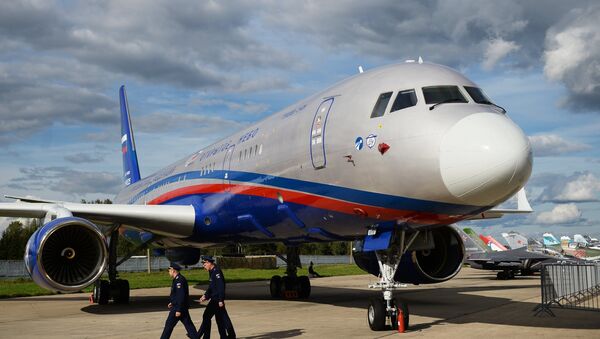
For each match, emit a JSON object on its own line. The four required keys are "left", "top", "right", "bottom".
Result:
{"left": 222, "top": 144, "right": 236, "bottom": 187}
{"left": 310, "top": 98, "right": 334, "bottom": 169}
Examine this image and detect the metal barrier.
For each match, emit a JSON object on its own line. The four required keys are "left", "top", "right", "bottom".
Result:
{"left": 534, "top": 262, "right": 600, "bottom": 316}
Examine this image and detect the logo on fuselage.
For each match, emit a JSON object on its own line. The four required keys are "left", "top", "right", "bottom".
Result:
{"left": 355, "top": 137, "right": 364, "bottom": 150}
{"left": 366, "top": 134, "right": 377, "bottom": 149}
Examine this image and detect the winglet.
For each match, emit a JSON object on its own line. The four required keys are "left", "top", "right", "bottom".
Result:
{"left": 516, "top": 187, "right": 532, "bottom": 212}
{"left": 120, "top": 86, "right": 141, "bottom": 186}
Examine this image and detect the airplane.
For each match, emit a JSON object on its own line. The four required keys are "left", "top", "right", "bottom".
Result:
{"left": 479, "top": 233, "right": 508, "bottom": 251}
{"left": 0, "top": 61, "right": 533, "bottom": 331}
{"left": 462, "top": 228, "right": 563, "bottom": 279}
{"left": 543, "top": 232, "right": 600, "bottom": 261}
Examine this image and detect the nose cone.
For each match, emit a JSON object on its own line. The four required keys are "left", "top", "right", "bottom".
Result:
{"left": 440, "top": 113, "right": 532, "bottom": 206}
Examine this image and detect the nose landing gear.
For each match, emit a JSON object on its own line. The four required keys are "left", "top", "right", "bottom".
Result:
{"left": 366, "top": 230, "right": 419, "bottom": 331}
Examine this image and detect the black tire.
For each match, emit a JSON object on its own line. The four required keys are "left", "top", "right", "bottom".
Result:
{"left": 281, "top": 275, "right": 293, "bottom": 293}
{"left": 298, "top": 276, "right": 311, "bottom": 298}
{"left": 112, "top": 279, "right": 130, "bottom": 304}
{"left": 367, "top": 298, "right": 386, "bottom": 331}
{"left": 94, "top": 280, "right": 110, "bottom": 305}
{"left": 270, "top": 275, "right": 282, "bottom": 298}
{"left": 497, "top": 271, "right": 506, "bottom": 280}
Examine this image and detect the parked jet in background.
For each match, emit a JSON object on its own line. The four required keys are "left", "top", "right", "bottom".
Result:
{"left": 543, "top": 233, "right": 600, "bottom": 261}
{"left": 0, "top": 61, "right": 533, "bottom": 331}
{"left": 479, "top": 233, "right": 508, "bottom": 251}
{"left": 462, "top": 228, "right": 559, "bottom": 279}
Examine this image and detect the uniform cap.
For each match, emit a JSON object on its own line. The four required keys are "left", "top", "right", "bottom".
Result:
{"left": 169, "top": 262, "right": 182, "bottom": 271}
{"left": 201, "top": 255, "right": 215, "bottom": 263}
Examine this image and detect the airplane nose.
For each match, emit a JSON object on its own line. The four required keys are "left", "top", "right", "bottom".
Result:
{"left": 440, "top": 113, "right": 532, "bottom": 206}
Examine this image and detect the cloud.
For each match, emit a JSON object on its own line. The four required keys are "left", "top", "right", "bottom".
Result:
{"left": 134, "top": 111, "right": 246, "bottom": 137}
{"left": 535, "top": 203, "right": 582, "bottom": 224}
{"left": 2, "top": 166, "right": 121, "bottom": 197}
{"left": 543, "top": 4, "right": 600, "bottom": 112}
{"left": 533, "top": 171, "right": 600, "bottom": 203}
{"left": 64, "top": 153, "right": 105, "bottom": 164}
{"left": 192, "top": 98, "right": 270, "bottom": 115}
{"left": 482, "top": 38, "right": 520, "bottom": 70}
{"left": 529, "top": 134, "right": 591, "bottom": 156}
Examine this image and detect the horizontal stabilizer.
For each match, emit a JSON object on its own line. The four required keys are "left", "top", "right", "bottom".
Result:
{"left": 468, "top": 187, "right": 532, "bottom": 220}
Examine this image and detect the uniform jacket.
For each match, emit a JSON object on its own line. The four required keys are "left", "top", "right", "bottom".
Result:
{"left": 169, "top": 273, "right": 190, "bottom": 312}
{"left": 203, "top": 266, "right": 226, "bottom": 303}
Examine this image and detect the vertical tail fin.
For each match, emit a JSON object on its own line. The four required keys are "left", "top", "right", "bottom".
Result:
{"left": 120, "top": 85, "right": 141, "bottom": 186}
{"left": 502, "top": 231, "right": 529, "bottom": 249}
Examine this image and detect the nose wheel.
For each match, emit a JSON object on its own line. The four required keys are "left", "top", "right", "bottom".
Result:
{"left": 365, "top": 229, "right": 420, "bottom": 331}
{"left": 368, "top": 297, "right": 409, "bottom": 331}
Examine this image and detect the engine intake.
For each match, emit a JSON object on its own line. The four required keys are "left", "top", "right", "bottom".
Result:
{"left": 353, "top": 225, "right": 464, "bottom": 284}
{"left": 25, "top": 217, "right": 108, "bottom": 292}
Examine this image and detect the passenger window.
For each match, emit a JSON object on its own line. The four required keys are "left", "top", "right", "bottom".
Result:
{"left": 370, "top": 92, "right": 393, "bottom": 118}
{"left": 391, "top": 89, "right": 417, "bottom": 112}
{"left": 422, "top": 86, "right": 467, "bottom": 104}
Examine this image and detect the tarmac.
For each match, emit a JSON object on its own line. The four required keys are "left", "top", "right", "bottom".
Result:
{"left": 1, "top": 267, "right": 599, "bottom": 338}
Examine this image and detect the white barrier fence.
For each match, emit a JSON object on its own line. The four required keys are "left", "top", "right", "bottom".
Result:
{"left": 0, "top": 255, "right": 354, "bottom": 278}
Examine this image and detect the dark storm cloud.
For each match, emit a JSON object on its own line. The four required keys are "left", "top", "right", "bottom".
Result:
{"left": 263, "top": 0, "right": 599, "bottom": 111}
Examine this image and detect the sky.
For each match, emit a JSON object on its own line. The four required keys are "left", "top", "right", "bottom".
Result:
{"left": 1, "top": 0, "right": 599, "bottom": 242}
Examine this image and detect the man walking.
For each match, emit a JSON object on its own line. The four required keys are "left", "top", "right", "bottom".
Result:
{"left": 160, "top": 263, "right": 197, "bottom": 339}
{"left": 197, "top": 256, "right": 236, "bottom": 339}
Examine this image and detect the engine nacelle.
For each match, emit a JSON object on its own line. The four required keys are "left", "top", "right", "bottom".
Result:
{"left": 165, "top": 247, "right": 201, "bottom": 266}
{"left": 25, "top": 217, "right": 108, "bottom": 292}
{"left": 353, "top": 226, "right": 464, "bottom": 284}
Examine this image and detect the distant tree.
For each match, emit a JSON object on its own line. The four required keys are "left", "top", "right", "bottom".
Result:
{"left": 0, "top": 220, "right": 39, "bottom": 260}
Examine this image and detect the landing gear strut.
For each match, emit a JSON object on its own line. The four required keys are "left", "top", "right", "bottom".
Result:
{"left": 269, "top": 246, "right": 311, "bottom": 299}
{"left": 92, "top": 228, "right": 131, "bottom": 304}
{"left": 366, "top": 230, "right": 419, "bottom": 331}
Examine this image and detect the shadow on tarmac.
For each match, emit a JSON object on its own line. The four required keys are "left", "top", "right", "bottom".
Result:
{"left": 237, "top": 329, "right": 304, "bottom": 339}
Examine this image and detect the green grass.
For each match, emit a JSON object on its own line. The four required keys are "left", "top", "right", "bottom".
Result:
{"left": 0, "top": 264, "right": 365, "bottom": 299}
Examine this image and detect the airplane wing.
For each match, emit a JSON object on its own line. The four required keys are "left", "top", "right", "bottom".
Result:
{"left": 468, "top": 187, "right": 532, "bottom": 220}
{"left": 0, "top": 200, "right": 196, "bottom": 238}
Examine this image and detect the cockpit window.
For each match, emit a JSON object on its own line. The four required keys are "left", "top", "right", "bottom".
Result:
{"left": 464, "top": 86, "right": 492, "bottom": 104}
{"left": 391, "top": 89, "right": 417, "bottom": 112}
{"left": 422, "top": 86, "right": 467, "bottom": 104}
{"left": 370, "top": 92, "right": 393, "bottom": 118}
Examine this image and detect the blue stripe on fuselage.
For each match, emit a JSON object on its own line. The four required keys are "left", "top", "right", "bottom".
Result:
{"left": 127, "top": 170, "right": 489, "bottom": 216}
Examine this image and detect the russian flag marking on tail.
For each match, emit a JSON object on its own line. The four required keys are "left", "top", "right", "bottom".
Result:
{"left": 120, "top": 85, "right": 141, "bottom": 186}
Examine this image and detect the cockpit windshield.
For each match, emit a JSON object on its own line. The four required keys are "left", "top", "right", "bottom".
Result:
{"left": 464, "top": 86, "right": 492, "bottom": 104}
{"left": 422, "top": 86, "right": 467, "bottom": 104}
{"left": 464, "top": 86, "right": 506, "bottom": 113}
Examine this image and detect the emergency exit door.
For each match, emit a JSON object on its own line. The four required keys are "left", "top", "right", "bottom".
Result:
{"left": 310, "top": 98, "right": 334, "bottom": 169}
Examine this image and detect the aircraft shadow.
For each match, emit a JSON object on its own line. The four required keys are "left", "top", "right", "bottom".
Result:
{"left": 79, "top": 275, "right": 600, "bottom": 331}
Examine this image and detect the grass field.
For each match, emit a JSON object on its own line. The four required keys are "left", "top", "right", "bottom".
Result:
{"left": 0, "top": 264, "right": 365, "bottom": 299}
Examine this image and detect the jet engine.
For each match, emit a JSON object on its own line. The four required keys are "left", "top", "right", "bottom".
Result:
{"left": 165, "top": 247, "right": 201, "bottom": 266}
{"left": 24, "top": 217, "right": 108, "bottom": 292}
{"left": 353, "top": 225, "right": 464, "bottom": 284}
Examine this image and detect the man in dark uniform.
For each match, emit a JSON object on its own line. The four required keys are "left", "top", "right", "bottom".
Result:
{"left": 197, "top": 256, "right": 236, "bottom": 339}
{"left": 160, "top": 263, "right": 197, "bottom": 339}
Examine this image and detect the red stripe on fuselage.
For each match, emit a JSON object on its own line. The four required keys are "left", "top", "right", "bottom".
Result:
{"left": 147, "top": 183, "right": 465, "bottom": 225}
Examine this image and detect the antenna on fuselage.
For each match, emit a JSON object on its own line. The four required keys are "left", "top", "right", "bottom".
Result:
{"left": 358, "top": 65, "right": 364, "bottom": 73}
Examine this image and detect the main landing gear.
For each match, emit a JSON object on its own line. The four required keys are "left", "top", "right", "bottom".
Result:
{"left": 269, "top": 246, "right": 311, "bottom": 299}
{"left": 366, "top": 230, "right": 419, "bottom": 331}
{"left": 93, "top": 228, "right": 130, "bottom": 304}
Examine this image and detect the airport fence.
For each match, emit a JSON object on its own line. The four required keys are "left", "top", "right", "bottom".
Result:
{"left": 0, "top": 255, "right": 354, "bottom": 278}
{"left": 534, "top": 262, "right": 600, "bottom": 316}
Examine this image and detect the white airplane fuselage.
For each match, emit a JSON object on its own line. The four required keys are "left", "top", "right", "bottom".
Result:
{"left": 114, "top": 62, "right": 532, "bottom": 247}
